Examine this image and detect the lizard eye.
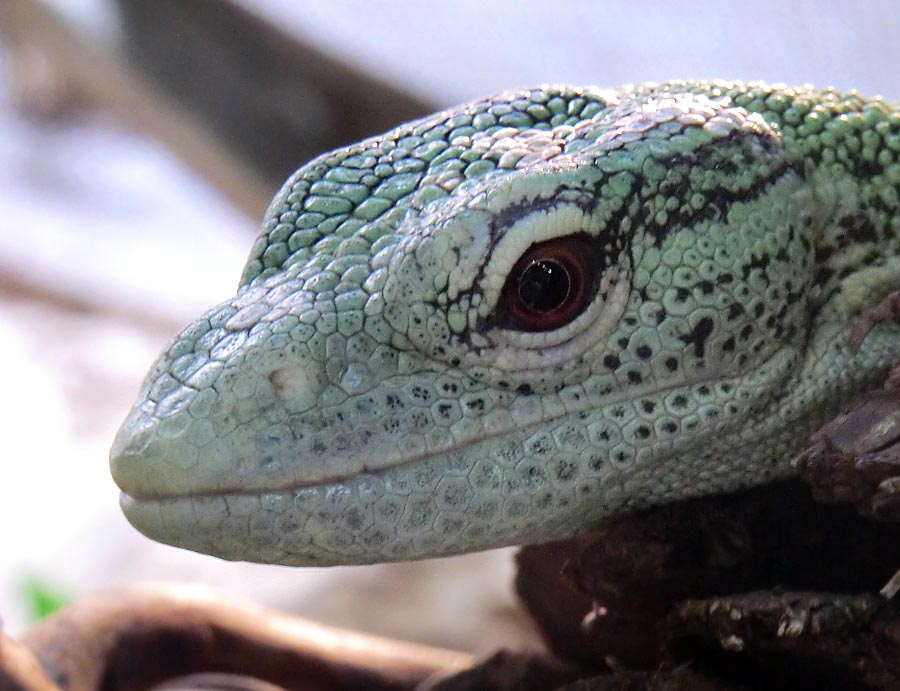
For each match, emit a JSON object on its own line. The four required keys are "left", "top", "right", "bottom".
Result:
{"left": 499, "top": 235, "right": 598, "bottom": 332}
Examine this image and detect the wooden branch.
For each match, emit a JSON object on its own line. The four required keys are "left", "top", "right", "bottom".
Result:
{"left": 0, "top": 634, "right": 60, "bottom": 691}
{"left": 114, "top": 0, "right": 433, "bottom": 185}
{"left": 1, "top": 585, "right": 474, "bottom": 691}
{"left": 0, "top": 0, "right": 274, "bottom": 220}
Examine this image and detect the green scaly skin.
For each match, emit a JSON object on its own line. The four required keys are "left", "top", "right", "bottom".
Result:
{"left": 110, "top": 81, "right": 900, "bottom": 565}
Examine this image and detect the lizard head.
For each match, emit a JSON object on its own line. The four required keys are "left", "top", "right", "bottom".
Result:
{"left": 111, "top": 83, "right": 819, "bottom": 565}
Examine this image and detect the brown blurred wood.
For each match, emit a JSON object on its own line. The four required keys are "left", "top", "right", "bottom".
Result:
{"left": 114, "top": 0, "right": 434, "bottom": 187}
{"left": 416, "top": 650, "right": 584, "bottom": 691}
{"left": 0, "top": 633, "right": 60, "bottom": 691}
{"left": 0, "top": 585, "right": 474, "bottom": 691}
{"left": 0, "top": 0, "right": 273, "bottom": 220}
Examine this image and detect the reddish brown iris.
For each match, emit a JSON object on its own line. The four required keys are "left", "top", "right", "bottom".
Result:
{"left": 500, "top": 235, "right": 597, "bottom": 332}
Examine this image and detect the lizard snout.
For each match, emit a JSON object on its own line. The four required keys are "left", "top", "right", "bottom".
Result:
{"left": 110, "top": 391, "right": 201, "bottom": 500}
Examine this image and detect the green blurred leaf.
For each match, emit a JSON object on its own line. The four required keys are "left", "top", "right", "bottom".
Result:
{"left": 21, "top": 576, "right": 71, "bottom": 622}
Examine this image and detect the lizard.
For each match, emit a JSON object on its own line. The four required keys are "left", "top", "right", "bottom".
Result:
{"left": 110, "top": 80, "right": 900, "bottom": 566}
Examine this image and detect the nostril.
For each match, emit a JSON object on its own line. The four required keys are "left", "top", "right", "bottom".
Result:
{"left": 269, "top": 368, "right": 301, "bottom": 399}
{"left": 267, "top": 362, "right": 325, "bottom": 407}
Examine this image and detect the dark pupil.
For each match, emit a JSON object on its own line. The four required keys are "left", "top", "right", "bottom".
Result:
{"left": 518, "top": 260, "right": 571, "bottom": 312}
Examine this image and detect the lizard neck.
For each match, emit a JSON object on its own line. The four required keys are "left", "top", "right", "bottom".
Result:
{"left": 739, "top": 86, "right": 900, "bottom": 311}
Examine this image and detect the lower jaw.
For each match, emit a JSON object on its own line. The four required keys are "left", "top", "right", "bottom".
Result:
{"left": 118, "top": 482, "right": 591, "bottom": 567}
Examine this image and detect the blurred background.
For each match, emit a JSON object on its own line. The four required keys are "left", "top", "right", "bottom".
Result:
{"left": 1, "top": 0, "right": 899, "bottom": 652}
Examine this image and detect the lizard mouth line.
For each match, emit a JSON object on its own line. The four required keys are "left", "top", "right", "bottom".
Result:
{"left": 118, "top": 353, "right": 792, "bottom": 504}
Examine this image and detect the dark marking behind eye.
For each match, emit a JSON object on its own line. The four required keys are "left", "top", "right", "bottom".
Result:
{"left": 680, "top": 317, "right": 715, "bottom": 358}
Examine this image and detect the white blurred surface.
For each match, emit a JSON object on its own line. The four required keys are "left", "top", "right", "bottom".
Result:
{"left": 0, "top": 108, "right": 251, "bottom": 320}
{"left": 253, "top": 0, "right": 900, "bottom": 103}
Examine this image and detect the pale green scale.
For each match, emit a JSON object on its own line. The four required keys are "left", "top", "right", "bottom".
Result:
{"left": 110, "top": 81, "right": 900, "bottom": 566}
